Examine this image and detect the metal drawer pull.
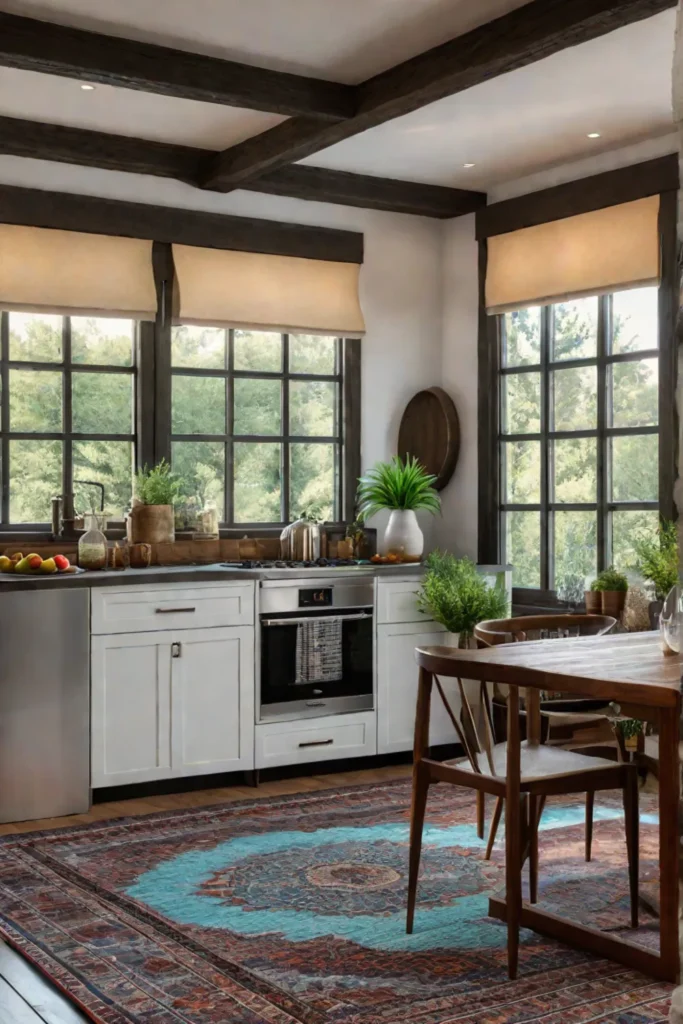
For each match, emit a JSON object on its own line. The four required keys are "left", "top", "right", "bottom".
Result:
{"left": 155, "top": 607, "right": 196, "bottom": 614}
{"left": 305, "top": 701, "right": 326, "bottom": 707}
{"left": 262, "top": 613, "right": 370, "bottom": 626}
{"left": 298, "top": 738, "right": 334, "bottom": 748}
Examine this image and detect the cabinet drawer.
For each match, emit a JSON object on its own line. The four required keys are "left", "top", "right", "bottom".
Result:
{"left": 376, "top": 580, "right": 442, "bottom": 625}
{"left": 92, "top": 582, "right": 254, "bottom": 634}
{"left": 255, "top": 712, "right": 376, "bottom": 769}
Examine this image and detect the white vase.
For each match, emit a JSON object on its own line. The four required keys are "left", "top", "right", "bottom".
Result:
{"left": 383, "top": 509, "right": 424, "bottom": 561}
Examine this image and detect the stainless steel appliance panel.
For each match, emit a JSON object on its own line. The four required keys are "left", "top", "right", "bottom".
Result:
{"left": 0, "top": 588, "right": 90, "bottom": 823}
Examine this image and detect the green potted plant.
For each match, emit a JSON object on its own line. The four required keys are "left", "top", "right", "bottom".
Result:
{"left": 590, "top": 565, "right": 629, "bottom": 617}
{"left": 356, "top": 455, "right": 440, "bottom": 561}
{"left": 129, "top": 460, "right": 182, "bottom": 545}
{"left": 417, "top": 551, "right": 508, "bottom": 648}
{"left": 634, "top": 519, "right": 678, "bottom": 627}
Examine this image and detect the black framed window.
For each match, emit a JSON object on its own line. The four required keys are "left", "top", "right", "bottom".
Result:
{"left": 0, "top": 311, "right": 136, "bottom": 527}
{"left": 170, "top": 327, "right": 343, "bottom": 526}
{"left": 499, "top": 288, "right": 660, "bottom": 594}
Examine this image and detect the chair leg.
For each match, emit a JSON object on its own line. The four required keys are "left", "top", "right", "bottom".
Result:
{"left": 623, "top": 768, "right": 639, "bottom": 928}
{"left": 506, "top": 794, "right": 524, "bottom": 979}
{"left": 485, "top": 797, "right": 503, "bottom": 859}
{"left": 476, "top": 790, "right": 485, "bottom": 840}
{"left": 528, "top": 795, "right": 545, "bottom": 904}
{"left": 585, "top": 791, "right": 594, "bottom": 862}
{"left": 529, "top": 795, "right": 539, "bottom": 904}
{"left": 406, "top": 763, "right": 430, "bottom": 934}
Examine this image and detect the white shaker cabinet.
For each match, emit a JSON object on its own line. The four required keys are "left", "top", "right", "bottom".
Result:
{"left": 90, "top": 582, "right": 255, "bottom": 788}
{"left": 91, "top": 631, "right": 173, "bottom": 787}
{"left": 171, "top": 627, "right": 254, "bottom": 777}
{"left": 376, "top": 578, "right": 462, "bottom": 755}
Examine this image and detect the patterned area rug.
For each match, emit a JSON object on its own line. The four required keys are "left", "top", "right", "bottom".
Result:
{"left": 0, "top": 781, "right": 671, "bottom": 1024}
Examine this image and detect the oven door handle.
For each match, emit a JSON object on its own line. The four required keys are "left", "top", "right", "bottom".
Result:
{"left": 261, "top": 613, "right": 372, "bottom": 626}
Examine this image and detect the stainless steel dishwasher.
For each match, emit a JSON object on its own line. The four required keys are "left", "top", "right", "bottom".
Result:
{"left": 0, "top": 587, "right": 90, "bottom": 823}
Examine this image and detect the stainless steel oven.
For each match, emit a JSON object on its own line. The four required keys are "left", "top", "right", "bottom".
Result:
{"left": 258, "top": 576, "right": 374, "bottom": 722}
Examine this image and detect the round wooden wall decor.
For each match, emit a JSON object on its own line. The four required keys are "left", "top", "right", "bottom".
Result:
{"left": 397, "top": 386, "right": 460, "bottom": 491}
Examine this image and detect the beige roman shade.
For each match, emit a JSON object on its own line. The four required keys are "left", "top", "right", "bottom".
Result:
{"left": 0, "top": 224, "right": 156, "bottom": 318}
{"left": 486, "top": 195, "right": 661, "bottom": 314}
{"left": 172, "top": 244, "right": 366, "bottom": 335}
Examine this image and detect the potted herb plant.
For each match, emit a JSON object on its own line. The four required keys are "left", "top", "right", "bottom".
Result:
{"left": 634, "top": 519, "right": 678, "bottom": 628}
{"left": 590, "top": 565, "right": 629, "bottom": 617}
{"left": 356, "top": 455, "right": 440, "bottom": 561}
{"left": 417, "top": 551, "right": 509, "bottom": 648}
{"left": 128, "top": 460, "right": 182, "bottom": 545}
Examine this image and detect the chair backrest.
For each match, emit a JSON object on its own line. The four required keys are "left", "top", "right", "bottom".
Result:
{"left": 474, "top": 614, "right": 616, "bottom": 648}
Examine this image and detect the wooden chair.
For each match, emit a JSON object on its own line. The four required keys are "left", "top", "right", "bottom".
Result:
{"left": 406, "top": 650, "right": 639, "bottom": 979}
{"left": 473, "top": 614, "right": 619, "bottom": 861}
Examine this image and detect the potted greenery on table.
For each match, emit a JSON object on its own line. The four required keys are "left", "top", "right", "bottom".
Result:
{"left": 417, "top": 551, "right": 509, "bottom": 648}
{"left": 128, "top": 460, "right": 182, "bottom": 545}
{"left": 634, "top": 519, "right": 678, "bottom": 628}
{"left": 356, "top": 455, "right": 440, "bottom": 561}
{"left": 587, "top": 566, "right": 629, "bottom": 617}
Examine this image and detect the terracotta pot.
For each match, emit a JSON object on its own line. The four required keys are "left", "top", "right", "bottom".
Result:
{"left": 129, "top": 543, "right": 152, "bottom": 569}
{"left": 127, "top": 504, "right": 175, "bottom": 544}
{"left": 585, "top": 590, "right": 602, "bottom": 614}
{"left": 601, "top": 590, "right": 626, "bottom": 617}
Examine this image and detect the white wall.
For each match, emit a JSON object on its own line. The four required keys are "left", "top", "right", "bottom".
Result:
{"left": 0, "top": 156, "right": 444, "bottom": 542}
{"left": 434, "top": 214, "right": 479, "bottom": 558}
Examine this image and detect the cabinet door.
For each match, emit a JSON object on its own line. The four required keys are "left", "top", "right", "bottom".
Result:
{"left": 376, "top": 624, "right": 462, "bottom": 754}
{"left": 171, "top": 627, "right": 254, "bottom": 776}
{"left": 91, "top": 632, "right": 172, "bottom": 787}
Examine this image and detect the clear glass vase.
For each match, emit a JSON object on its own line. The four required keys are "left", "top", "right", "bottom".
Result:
{"left": 78, "top": 513, "right": 107, "bottom": 571}
{"left": 659, "top": 584, "right": 681, "bottom": 655}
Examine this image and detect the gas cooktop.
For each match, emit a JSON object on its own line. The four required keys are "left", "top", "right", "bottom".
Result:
{"left": 222, "top": 558, "right": 372, "bottom": 571}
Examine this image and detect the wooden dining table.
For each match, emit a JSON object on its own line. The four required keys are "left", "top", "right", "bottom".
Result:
{"left": 415, "top": 631, "right": 682, "bottom": 983}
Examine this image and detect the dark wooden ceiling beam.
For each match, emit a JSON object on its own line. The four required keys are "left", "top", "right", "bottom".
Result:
{"left": 476, "top": 154, "right": 680, "bottom": 238}
{"left": 0, "top": 12, "right": 356, "bottom": 121}
{"left": 199, "top": 0, "right": 676, "bottom": 191}
{"left": 0, "top": 183, "right": 364, "bottom": 263}
{"left": 0, "top": 116, "right": 486, "bottom": 219}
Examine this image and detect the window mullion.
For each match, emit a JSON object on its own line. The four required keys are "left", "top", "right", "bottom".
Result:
{"left": 282, "top": 333, "right": 290, "bottom": 523}
{"left": 62, "top": 317, "right": 73, "bottom": 522}
{"left": 540, "top": 305, "right": 551, "bottom": 591}
{"left": 596, "top": 295, "right": 609, "bottom": 572}
{"left": 225, "top": 329, "right": 234, "bottom": 526}
{"left": 0, "top": 312, "right": 9, "bottom": 524}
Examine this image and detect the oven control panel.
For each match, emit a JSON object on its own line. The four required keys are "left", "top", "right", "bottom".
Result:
{"left": 299, "top": 588, "right": 333, "bottom": 608}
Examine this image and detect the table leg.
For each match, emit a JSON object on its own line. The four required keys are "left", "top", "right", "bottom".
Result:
{"left": 506, "top": 685, "right": 522, "bottom": 979}
{"left": 658, "top": 704, "right": 680, "bottom": 982}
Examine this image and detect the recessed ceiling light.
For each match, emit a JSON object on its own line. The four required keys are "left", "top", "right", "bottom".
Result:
{"left": 80, "top": 83, "right": 96, "bottom": 91}
{"left": 587, "top": 132, "right": 601, "bottom": 139}
{"left": 463, "top": 162, "right": 476, "bottom": 168}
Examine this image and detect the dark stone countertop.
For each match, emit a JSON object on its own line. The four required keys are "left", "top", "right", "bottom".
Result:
{"left": 0, "top": 562, "right": 425, "bottom": 592}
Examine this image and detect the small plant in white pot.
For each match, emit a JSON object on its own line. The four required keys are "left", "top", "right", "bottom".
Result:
{"left": 356, "top": 455, "right": 440, "bottom": 561}
{"left": 417, "top": 551, "right": 509, "bottom": 648}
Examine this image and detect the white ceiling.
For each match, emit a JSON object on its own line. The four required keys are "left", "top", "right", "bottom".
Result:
{"left": 0, "top": 0, "right": 531, "bottom": 83}
{"left": 0, "top": 67, "right": 285, "bottom": 149}
{"left": 0, "top": 0, "right": 676, "bottom": 194}
{"left": 302, "top": 11, "right": 676, "bottom": 189}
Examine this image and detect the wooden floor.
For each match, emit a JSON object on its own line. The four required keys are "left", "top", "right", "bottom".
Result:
{"left": 0, "top": 764, "right": 411, "bottom": 1022}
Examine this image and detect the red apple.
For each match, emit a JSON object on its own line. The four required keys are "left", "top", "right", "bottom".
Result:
{"left": 54, "top": 554, "right": 70, "bottom": 571}
{"left": 28, "top": 554, "right": 42, "bottom": 570}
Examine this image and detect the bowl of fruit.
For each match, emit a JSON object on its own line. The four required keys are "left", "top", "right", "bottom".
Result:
{"left": 0, "top": 552, "right": 81, "bottom": 576}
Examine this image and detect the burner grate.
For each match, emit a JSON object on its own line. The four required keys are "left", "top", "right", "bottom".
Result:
{"left": 221, "top": 558, "right": 370, "bottom": 570}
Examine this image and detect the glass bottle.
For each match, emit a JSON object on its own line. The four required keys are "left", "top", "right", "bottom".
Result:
{"left": 78, "top": 514, "right": 107, "bottom": 570}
